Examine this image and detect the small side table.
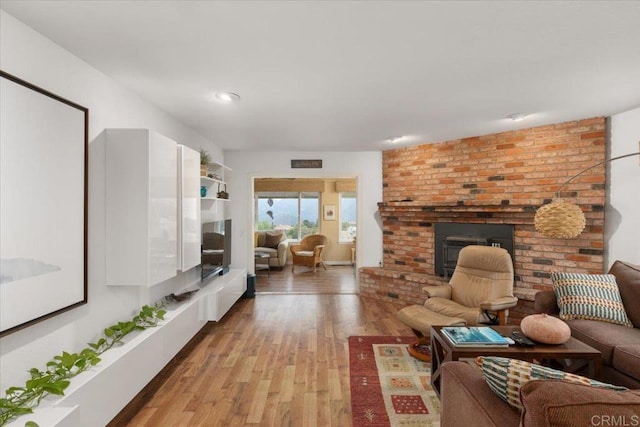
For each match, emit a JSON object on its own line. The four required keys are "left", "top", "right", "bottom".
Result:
{"left": 255, "top": 252, "right": 270, "bottom": 275}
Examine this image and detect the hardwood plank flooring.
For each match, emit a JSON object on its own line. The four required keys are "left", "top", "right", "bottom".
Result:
{"left": 255, "top": 264, "right": 357, "bottom": 294}
{"left": 109, "top": 292, "right": 413, "bottom": 426}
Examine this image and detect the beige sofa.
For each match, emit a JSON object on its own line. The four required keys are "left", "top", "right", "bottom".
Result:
{"left": 254, "top": 230, "right": 289, "bottom": 268}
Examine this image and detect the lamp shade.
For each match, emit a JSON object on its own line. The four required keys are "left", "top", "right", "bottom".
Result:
{"left": 534, "top": 201, "right": 586, "bottom": 239}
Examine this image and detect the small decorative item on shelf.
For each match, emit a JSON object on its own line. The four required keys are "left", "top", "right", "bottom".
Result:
{"left": 163, "top": 289, "right": 199, "bottom": 304}
{"left": 200, "top": 186, "right": 207, "bottom": 197}
{"left": 200, "top": 148, "right": 210, "bottom": 176}
{"left": 217, "top": 183, "right": 229, "bottom": 199}
{"left": 207, "top": 173, "right": 214, "bottom": 178}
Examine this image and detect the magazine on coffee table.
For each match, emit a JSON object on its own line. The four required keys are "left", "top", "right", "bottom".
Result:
{"left": 441, "top": 326, "right": 510, "bottom": 347}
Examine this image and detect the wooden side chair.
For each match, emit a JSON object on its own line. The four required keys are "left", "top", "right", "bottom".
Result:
{"left": 290, "top": 234, "right": 328, "bottom": 273}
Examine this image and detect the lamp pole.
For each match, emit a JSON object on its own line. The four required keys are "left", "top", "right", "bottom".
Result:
{"left": 555, "top": 151, "right": 640, "bottom": 198}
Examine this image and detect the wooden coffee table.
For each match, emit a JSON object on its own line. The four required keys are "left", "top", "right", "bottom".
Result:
{"left": 430, "top": 325, "right": 602, "bottom": 398}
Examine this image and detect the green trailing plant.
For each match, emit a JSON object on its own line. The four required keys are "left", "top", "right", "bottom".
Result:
{"left": 0, "top": 305, "right": 166, "bottom": 427}
{"left": 200, "top": 148, "right": 211, "bottom": 165}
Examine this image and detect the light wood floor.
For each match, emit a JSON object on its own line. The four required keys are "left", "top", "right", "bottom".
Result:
{"left": 255, "top": 264, "right": 357, "bottom": 294}
{"left": 108, "top": 291, "right": 412, "bottom": 426}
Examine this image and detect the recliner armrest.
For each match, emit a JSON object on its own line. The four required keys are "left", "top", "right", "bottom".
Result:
{"left": 480, "top": 296, "right": 518, "bottom": 311}
{"left": 422, "top": 285, "right": 452, "bottom": 299}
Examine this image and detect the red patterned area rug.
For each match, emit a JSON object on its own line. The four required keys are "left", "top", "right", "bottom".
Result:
{"left": 349, "top": 336, "right": 440, "bottom": 426}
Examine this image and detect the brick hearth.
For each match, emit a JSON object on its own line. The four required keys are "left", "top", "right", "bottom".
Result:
{"left": 359, "top": 117, "right": 607, "bottom": 323}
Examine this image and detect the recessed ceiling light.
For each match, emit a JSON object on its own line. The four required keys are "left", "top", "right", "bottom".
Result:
{"left": 507, "top": 112, "right": 528, "bottom": 121}
{"left": 385, "top": 136, "right": 403, "bottom": 144}
{"left": 215, "top": 92, "right": 240, "bottom": 103}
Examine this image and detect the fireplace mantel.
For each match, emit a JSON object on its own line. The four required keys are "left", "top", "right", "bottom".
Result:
{"left": 377, "top": 201, "right": 538, "bottom": 214}
{"left": 376, "top": 201, "right": 542, "bottom": 226}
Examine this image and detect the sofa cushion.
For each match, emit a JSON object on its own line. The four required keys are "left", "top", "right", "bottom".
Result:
{"left": 552, "top": 272, "right": 633, "bottom": 327}
{"left": 612, "top": 345, "right": 640, "bottom": 380}
{"left": 609, "top": 260, "right": 640, "bottom": 328}
{"left": 293, "top": 250, "right": 314, "bottom": 257}
{"left": 566, "top": 318, "right": 640, "bottom": 365}
{"left": 441, "top": 362, "right": 521, "bottom": 427}
{"left": 520, "top": 380, "right": 640, "bottom": 427}
{"left": 475, "top": 356, "right": 626, "bottom": 412}
{"left": 255, "top": 247, "right": 278, "bottom": 258}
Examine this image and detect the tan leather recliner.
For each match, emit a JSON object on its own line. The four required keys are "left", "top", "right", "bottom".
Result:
{"left": 398, "top": 245, "right": 518, "bottom": 358}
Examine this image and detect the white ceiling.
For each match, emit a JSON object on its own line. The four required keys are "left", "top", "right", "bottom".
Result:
{"left": 2, "top": 1, "right": 639, "bottom": 152}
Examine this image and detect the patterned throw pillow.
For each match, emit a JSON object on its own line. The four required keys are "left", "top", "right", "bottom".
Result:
{"left": 551, "top": 272, "right": 633, "bottom": 327}
{"left": 475, "top": 356, "right": 627, "bottom": 412}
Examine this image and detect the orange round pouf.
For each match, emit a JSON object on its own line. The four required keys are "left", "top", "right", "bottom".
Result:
{"left": 520, "top": 313, "right": 571, "bottom": 344}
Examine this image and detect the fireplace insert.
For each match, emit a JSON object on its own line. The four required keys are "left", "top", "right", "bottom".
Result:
{"left": 434, "top": 223, "right": 514, "bottom": 277}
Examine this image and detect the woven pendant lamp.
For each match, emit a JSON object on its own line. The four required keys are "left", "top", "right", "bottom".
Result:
{"left": 534, "top": 151, "right": 639, "bottom": 239}
{"left": 534, "top": 200, "right": 586, "bottom": 238}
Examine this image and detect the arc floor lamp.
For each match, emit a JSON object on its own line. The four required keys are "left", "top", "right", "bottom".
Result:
{"left": 534, "top": 149, "right": 640, "bottom": 239}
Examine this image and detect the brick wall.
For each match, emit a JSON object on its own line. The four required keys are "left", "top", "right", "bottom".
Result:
{"left": 359, "top": 117, "right": 607, "bottom": 323}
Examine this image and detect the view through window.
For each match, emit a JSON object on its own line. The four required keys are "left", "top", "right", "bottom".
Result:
{"left": 339, "top": 191, "right": 357, "bottom": 242}
{"left": 255, "top": 192, "right": 319, "bottom": 240}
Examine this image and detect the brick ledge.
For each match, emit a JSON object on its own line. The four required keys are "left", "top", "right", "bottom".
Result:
{"left": 514, "top": 287, "right": 539, "bottom": 302}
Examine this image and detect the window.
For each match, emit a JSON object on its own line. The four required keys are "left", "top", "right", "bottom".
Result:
{"left": 255, "top": 192, "right": 319, "bottom": 240}
{"left": 339, "top": 191, "right": 357, "bottom": 242}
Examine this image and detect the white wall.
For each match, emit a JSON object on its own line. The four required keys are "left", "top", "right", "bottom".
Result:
{"left": 0, "top": 10, "right": 221, "bottom": 392}
{"left": 605, "top": 107, "right": 640, "bottom": 267}
{"left": 224, "top": 151, "right": 383, "bottom": 279}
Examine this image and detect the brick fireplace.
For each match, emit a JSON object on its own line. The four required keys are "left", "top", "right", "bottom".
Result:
{"left": 359, "top": 117, "right": 607, "bottom": 323}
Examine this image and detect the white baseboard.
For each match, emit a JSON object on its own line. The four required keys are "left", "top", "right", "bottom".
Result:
{"left": 325, "top": 261, "right": 354, "bottom": 266}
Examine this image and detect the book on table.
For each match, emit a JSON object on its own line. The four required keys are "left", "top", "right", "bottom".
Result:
{"left": 441, "top": 326, "right": 510, "bottom": 347}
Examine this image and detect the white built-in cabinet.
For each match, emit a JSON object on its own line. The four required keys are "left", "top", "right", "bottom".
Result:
{"left": 177, "top": 145, "right": 201, "bottom": 271}
{"left": 105, "top": 129, "right": 178, "bottom": 287}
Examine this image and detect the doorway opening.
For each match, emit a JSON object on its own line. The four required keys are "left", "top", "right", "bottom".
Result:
{"left": 252, "top": 177, "right": 357, "bottom": 295}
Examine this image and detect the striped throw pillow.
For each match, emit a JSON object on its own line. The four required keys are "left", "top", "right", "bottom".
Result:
{"left": 551, "top": 272, "right": 633, "bottom": 327}
{"left": 475, "top": 356, "right": 627, "bottom": 412}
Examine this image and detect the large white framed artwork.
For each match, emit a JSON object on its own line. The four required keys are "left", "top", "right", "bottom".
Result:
{"left": 0, "top": 70, "right": 88, "bottom": 336}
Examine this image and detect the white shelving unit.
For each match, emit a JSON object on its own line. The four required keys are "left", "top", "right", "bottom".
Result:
{"left": 201, "top": 160, "right": 231, "bottom": 203}
{"left": 200, "top": 177, "right": 229, "bottom": 201}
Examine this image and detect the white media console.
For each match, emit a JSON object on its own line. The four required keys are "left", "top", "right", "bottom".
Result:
{"left": 8, "top": 268, "right": 247, "bottom": 427}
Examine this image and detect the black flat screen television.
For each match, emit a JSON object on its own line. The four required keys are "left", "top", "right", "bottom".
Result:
{"left": 201, "top": 219, "right": 231, "bottom": 279}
